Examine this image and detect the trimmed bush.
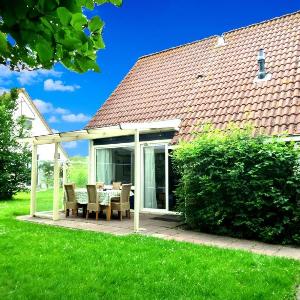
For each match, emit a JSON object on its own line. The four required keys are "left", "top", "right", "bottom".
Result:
{"left": 172, "top": 125, "right": 300, "bottom": 245}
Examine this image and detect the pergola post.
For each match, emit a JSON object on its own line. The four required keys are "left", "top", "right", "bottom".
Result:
{"left": 53, "top": 142, "right": 60, "bottom": 221}
{"left": 30, "top": 143, "right": 37, "bottom": 217}
{"left": 62, "top": 161, "right": 67, "bottom": 203}
{"left": 62, "top": 161, "right": 67, "bottom": 185}
{"left": 88, "top": 140, "right": 95, "bottom": 184}
{"left": 134, "top": 129, "right": 140, "bottom": 232}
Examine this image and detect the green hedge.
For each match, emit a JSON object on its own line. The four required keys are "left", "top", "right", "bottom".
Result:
{"left": 173, "top": 125, "right": 300, "bottom": 245}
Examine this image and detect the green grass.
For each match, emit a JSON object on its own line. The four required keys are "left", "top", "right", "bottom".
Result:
{"left": 36, "top": 189, "right": 63, "bottom": 213}
{"left": 0, "top": 191, "right": 299, "bottom": 299}
{"left": 68, "top": 155, "right": 88, "bottom": 188}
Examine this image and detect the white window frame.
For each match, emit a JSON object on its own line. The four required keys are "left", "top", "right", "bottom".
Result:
{"left": 91, "top": 139, "right": 176, "bottom": 213}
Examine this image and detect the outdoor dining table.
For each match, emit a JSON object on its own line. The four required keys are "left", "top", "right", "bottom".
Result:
{"left": 75, "top": 188, "right": 123, "bottom": 206}
{"left": 74, "top": 188, "right": 133, "bottom": 221}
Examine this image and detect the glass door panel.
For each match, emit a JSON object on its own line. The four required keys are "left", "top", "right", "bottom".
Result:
{"left": 96, "top": 147, "right": 134, "bottom": 185}
{"left": 143, "top": 145, "right": 166, "bottom": 209}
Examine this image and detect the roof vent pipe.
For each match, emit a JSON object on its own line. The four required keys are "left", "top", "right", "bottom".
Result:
{"left": 257, "top": 49, "right": 266, "bottom": 79}
{"left": 216, "top": 35, "right": 225, "bottom": 47}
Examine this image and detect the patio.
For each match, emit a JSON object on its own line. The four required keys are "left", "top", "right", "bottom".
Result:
{"left": 17, "top": 212, "right": 300, "bottom": 261}
{"left": 21, "top": 119, "right": 182, "bottom": 232}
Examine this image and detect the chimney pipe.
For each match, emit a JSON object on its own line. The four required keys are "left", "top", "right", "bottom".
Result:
{"left": 257, "top": 49, "right": 266, "bottom": 79}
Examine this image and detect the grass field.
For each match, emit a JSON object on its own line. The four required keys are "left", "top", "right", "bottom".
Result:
{"left": 36, "top": 189, "right": 61, "bottom": 213}
{"left": 68, "top": 156, "right": 88, "bottom": 187}
{"left": 36, "top": 155, "right": 88, "bottom": 213}
{"left": 0, "top": 191, "right": 299, "bottom": 299}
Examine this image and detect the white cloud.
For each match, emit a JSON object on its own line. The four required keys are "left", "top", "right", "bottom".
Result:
{"left": 55, "top": 107, "right": 70, "bottom": 114}
{"left": 44, "top": 79, "right": 80, "bottom": 92}
{"left": 0, "top": 87, "right": 9, "bottom": 95}
{"left": 48, "top": 116, "right": 59, "bottom": 123}
{"left": 62, "top": 113, "right": 91, "bottom": 122}
{"left": 0, "top": 65, "right": 13, "bottom": 85}
{"left": 52, "top": 129, "right": 59, "bottom": 133}
{"left": 33, "top": 98, "right": 90, "bottom": 124}
{"left": 63, "top": 141, "right": 78, "bottom": 149}
{"left": 33, "top": 99, "right": 54, "bottom": 113}
{"left": 0, "top": 65, "right": 12, "bottom": 78}
{"left": 33, "top": 99, "right": 69, "bottom": 115}
{"left": 0, "top": 65, "right": 62, "bottom": 86}
{"left": 18, "top": 69, "right": 62, "bottom": 85}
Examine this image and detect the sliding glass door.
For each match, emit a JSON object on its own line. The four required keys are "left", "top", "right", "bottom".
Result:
{"left": 95, "top": 143, "right": 174, "bottom": 212}
{"left": 95, "top": 147, "right": 134, "bottom": 185}
{"left": 143, "top": 144, "right": 167, "bottom": 210}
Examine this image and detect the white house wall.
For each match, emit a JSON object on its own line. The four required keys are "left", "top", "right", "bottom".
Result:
{"left": 14, "top": 91, "right": 68, "bottom": 162}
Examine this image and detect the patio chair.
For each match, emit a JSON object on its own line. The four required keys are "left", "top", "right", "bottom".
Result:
{"left": 64, "top": 183, "right": 78, "bottom": 217}
{"left": 111, "top": 184, "right": 131, "bottom": 221}
{"left": 112, "top": 182, "right": 122, "bottom": 190}
{"left": 86, "top": 184, "right": 100, "bottom": 221}
{"left": 96, "top": 182, "right": 105, "bottom": 190}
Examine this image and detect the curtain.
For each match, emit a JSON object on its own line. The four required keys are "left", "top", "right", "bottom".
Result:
{"left": 144, "top": 147, "right": 157, "bottom": 208}
{"left": 96, "top": 149, "right": 113, "bottom": 184}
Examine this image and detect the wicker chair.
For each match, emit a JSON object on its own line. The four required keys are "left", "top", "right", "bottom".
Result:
{"left": 112, "top": 182, "right": 122, "bottom": 190}
{"left": 86, "top": 185, "right": 100, "bottom": 221}
{"left": 96, "top": 182, "right": 104, "bottom": 190}
{"left": 111, "top": 184, "right": 131, "bottom": 220}
{"left": 64, "top": 183, "right": 78, "bottom": 217}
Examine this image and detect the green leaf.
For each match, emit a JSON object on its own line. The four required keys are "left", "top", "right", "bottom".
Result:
{"left": 56, "top": 7, "right": 72, "bottom": 26}
{"left": 88, "top": 16, "right": 104, "bottom": 33}
{"left": 95, "top": 0, "right": 122, "bottom": 6}
{"left": 56, "top": 44, "right": 64, "bottom": 59}
{"left": 36, "top": 39, "right": 53, "bottom": 64}
{"left": 109, "top": 0, "right": 122, "bottom": 6}
{"left": 76, "top": 56, "right": 100, "bottom": 72}
{"left": 40, "top": 17, "right": 54, "bottom": 32}
{"left": 92, "top": 34, "right": 105, "bottom": 49}
{"left": 70, "top": 13, "right": 87, "bottom": 31}
{"left": 37, "top": 0, "right": 59, "bottom": 13}
{"left": 84, "top": 0, "right": 94, "bottom": 9}
{"left": 0, "top": 33, "right": 8, "bottom": 54}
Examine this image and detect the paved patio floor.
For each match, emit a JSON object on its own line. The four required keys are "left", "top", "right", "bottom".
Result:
{"left": 17, "top": 212, "right": 300, "bottom": 260}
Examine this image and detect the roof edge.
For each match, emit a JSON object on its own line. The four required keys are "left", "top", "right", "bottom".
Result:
{"left": 18, "top": 88, "right": 69, "bottom": 159}
{"left": 138, "top": 10, "right": 300, "bottom": 60}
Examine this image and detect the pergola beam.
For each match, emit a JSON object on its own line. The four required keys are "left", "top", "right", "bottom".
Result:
{"left": 19, "top": 120, "right": 181, "bottom": 146}
{"left": 21, "top": 130, "right": 136, "bottom": 145}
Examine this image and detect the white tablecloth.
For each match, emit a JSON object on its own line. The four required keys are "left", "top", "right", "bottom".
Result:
{"left": 74, "top": 189, "right": 133, "bottom": 206}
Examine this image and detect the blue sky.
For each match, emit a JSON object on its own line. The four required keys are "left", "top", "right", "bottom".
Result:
{"left": 1, "top": 0, "right": 299, "bottom": 156}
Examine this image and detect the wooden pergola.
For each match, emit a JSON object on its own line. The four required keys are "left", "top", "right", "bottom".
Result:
{"left": 21, "top": 119, "right": 181, "bottom": 232}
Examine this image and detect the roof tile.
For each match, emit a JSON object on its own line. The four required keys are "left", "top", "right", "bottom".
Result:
{"left": 86, "top": 12, "right": 300, "bottom": 141}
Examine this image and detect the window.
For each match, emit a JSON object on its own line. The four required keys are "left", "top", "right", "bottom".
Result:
{"left": 24, "top": 118, "right": 33, "bottom": 130}
{"left": 96, "top": 147, "right": 134, "bottom": 185}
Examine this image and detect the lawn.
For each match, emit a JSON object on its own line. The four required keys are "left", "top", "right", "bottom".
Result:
{"left": 0, "top": 192, "right": 299, "bottom": 299}
{"left": 68, "top": 156, "right": 88, "bottom": 188}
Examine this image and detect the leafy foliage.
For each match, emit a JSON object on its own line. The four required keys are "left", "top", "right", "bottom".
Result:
{"left": 0, "top": 89, "right": 31, "bottom": 199}
{"left": 173, "top": 125, "right": 300, "bottom": 245}
{"left": 0, "top": 0, "right": 122, "bottom": 72}
{"left": 38, "top": 161, "right": 54, "bottom": 189}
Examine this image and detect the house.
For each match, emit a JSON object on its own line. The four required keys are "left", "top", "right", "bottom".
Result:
{"left": 85, "top": 11, "right": 300, "bottom": 213}
{"left": 24, "top": 11, "right": 300, "bottom": 229}
{"left": 15, "top": 89, "right": 68, "bottom": 188}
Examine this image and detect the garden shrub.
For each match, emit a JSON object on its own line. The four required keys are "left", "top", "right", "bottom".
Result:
{"left": 0, "top": 89, "right": 30, "bottom": 199}
{"left": 172, "top": 125, "right": 300, "bottom": 245}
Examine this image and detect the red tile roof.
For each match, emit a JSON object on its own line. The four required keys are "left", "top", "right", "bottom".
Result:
{"left": 86, "top": 11, "right": 300, "bottom": 143}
